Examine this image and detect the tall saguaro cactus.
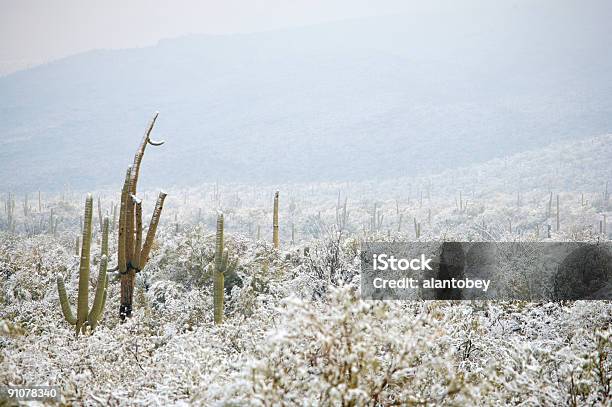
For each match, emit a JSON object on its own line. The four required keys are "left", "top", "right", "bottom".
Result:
{"left": 273, "top": 191, "right": 279, "bottom": 248}
{"left": 118, "top": 112, "right": 167, "bottom": 320}
{"left": 212, "top": 213, "right": 237, "bottom": 324}
{"left": 57, "top": 195, "right": 108, "bottom": 335}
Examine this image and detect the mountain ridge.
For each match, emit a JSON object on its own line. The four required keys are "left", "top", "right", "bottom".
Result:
{"left": 1, "top": 3, "right": 612, "bottom": 192}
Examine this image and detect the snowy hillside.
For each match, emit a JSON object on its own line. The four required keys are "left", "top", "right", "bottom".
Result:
{"left": 2, "top": 2, "right": 612, "bottom": 191}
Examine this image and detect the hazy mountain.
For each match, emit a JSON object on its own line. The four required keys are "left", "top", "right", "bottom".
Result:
{"left": 1, "top": 1, "right": 612, "bottom": 192}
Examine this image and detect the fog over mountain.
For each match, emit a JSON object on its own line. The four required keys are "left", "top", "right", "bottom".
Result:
{"left": 1, "top": 1, "right": 611, "bottom": 192}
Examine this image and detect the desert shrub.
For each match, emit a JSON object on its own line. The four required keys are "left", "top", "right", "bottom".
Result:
{"left": 239, "top": 286, "right": 473, "bottom": 406}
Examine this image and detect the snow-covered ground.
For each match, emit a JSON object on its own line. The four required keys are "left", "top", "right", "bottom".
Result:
{"left": 1, "top": 136, "right": 611, "bottom": 405}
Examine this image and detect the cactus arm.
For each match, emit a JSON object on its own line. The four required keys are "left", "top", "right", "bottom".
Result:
{"left": 118, "top": 167, "right": 131, "bottom": 274}
{"left": 131, "top": 112, "right": 161, "bottom": 195}
{"left": 94, "top": 274, "right": 108, "bottom": 327}
{"left": 132, "top": 196, "right": 143, "bottom": 270}
{"left": 91, "top": 279, "right": 108, "bottom": 331}
{"left": 100, "top": 277, "right": 108, "bottom": 317}
{"left": 101, "top": 217, "right": 109, "bottom": 257}
{"left": 76, "top": 194, "right": 93, "bottom": 335}
{"left": 125, "top": 185, "right": 135, "bottom": 265}
{"left": 139, "top": 191, "right": 167, "bottom": 269}
{"left": 97, "top": 196, "right": 103, "bottom": 233}
{"left": 88, "top": 254, "right": 108, "bottom": 330}
{"left": 273, "top": 191, "right": 279, "bottom": 248}
{"left": 56, "top": 276, "right": 76, "bottom": 325}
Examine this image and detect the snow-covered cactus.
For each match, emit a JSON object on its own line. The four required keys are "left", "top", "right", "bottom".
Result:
{"left": 336, "top": 195, "right": 348, "bottom": 232}
{"left": 212, "top": 212, "right": 237, "bottom": 324}
{"left": 273, "top": 191, "right": 279, "bottom": 248}
{"left": 117, "top": 112, "right": 167, "bottom": 320}
{"left": 23, "top": 193, "right": 29, "bottom": 217}
{"left": 48, "top": 208, "right": 54, "bottom": 234}
{"left": 5, "top": 193, "right": 15, "bottom": 233}
{"left": 291, "top": 222, "right": 295, "bottom": 245}
{"left": 56, "top": 194, "right": 108, "bottom": 335}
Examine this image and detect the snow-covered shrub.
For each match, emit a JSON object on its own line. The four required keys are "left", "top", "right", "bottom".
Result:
{"left": 238, "top": 287, "right": 474, "bottom": 406}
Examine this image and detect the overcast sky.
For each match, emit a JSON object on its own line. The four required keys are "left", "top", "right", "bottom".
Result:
{"left": 0, "top": 0, "right": 476, "bottom": 76}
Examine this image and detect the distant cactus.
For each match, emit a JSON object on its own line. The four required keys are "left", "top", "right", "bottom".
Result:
{"left": 97, "top": 196, "right": 103, "bottom": 233}
{"left": 273, "top": 191, "right": 279, "bottom": 248}
{"left": 547, "top": 191, "right": 553, "bottom": 220}
{"left": 547, "top": 224, "right": 551, "bottom": 238}
{"left": 556, "top": 194, "right": 560, "bottom": 231}
{"left": 53, "top": 217, "right": 60, "bottom": 236}
{"left": 117, "top": 112, "right": 167, "bottom": 320}
{"left": 56, "top": 195, "right": 108, "bottom": 335}
{"left": 111, "top": 202, "right": 118, "bottom": 231}
{"left": 371, "top": 203, "right": 383, "bottom": 233}
{"left": 48, "top": 208, "right": 54, "bottom": 234}
{"left": 23, "top": 193, "right": 29, "bottom": 217}
{"left": 5, "top": 193, "right": 15, "bottom": 233}
{"left": 336, "top": 195, "right": 348, "bottom": 232}
{"left": 212, "top": 213, "right": 238, "bottom": 324}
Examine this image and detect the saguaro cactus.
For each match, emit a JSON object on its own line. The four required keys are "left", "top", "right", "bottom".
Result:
{"left": 97, "top": 196, "right": 104, "bottom": 233}
{"left": 212, "top": 213, "right": 237, "bottom": 324}
{"left": 5, "top": 193, "right": 15, "bottom": 233}
{"left": 273, "top": 191, "right": 279, "bottom": 248}
{"left": 117, "top": 112, "right": 167, "bottom": 320}
{"left": 23, "top": 193, "right": 29, "bottom": 217}
{"left": 556, "top": 194, "right": 560, "bottom": 231}
{"left": 57, "top": 195, "right": 108, "bottom": 335}
{"left": 336, "top": 196, "right": 348, "bottom": 232}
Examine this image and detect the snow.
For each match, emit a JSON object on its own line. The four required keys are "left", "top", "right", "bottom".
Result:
{"left": 1, "top": 136, "right": 611, "bottom": 405}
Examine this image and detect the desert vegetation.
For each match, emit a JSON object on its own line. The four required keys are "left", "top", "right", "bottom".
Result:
{"left": 0, "top": 123, "right": 611, "bottom": 405}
